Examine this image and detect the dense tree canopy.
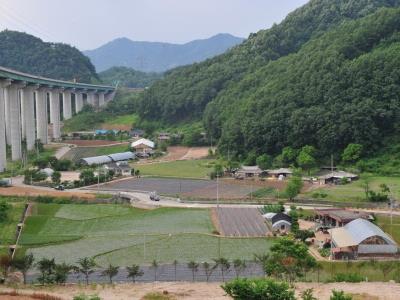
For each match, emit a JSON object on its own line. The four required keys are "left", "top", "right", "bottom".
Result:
{"left": 0, "top": 30, "right": 98, "bottom": 82}
{"left": 99, "top": 66, "right": 162, "bottom": 88}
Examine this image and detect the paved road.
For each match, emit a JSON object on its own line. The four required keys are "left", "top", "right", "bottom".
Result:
{"left": 216, "top": 207, "right": 269, "bottom": 237}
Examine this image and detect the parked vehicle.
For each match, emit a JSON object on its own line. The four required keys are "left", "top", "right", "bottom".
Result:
{"left": 0, "top": 178, "right": 11, "bottom": 187}
{"left": 54, "top": 185, "right": 65, "bottom": 191}
{"left": 149, "top": 191, "right": 160, "bottom": 201}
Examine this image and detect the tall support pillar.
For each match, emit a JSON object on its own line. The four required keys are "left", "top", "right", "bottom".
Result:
{"left": 35, "top": 88, "right": 48, "bottom": 144}
{"left": 21, "top": 86, "right": 38, "bottom": 151}
{"left": 62, "top": 91, "right": 72, "bottom": 120}
{"left": 86, "top": 92, "right": 95, "bottom": 106}
{"left": 0, "top": 80, "right": 11, "bottom": 172}
{"left": 98, "top": 92, "right": 105, "bottom": 107}
{"left": 5, "top": 87, "right": 11, "bottom": 145}
{"left": 7, "top": 84, "right": 23, "bottom": 161}
{"left": 75, "top": 92, "right": 83, "bottom": 113}
{"left": 49, "top": 90, "right": 61, "bottom": 140}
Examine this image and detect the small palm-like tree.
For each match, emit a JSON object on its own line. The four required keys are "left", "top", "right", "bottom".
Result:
{"left": 187, "top": 261, "right": 199, "bottom": 281}
{"left": 11, "top": 253, "right": 35, "bottom": 284}
{"left": 253, "top": 253, "right": 269, "bottom": 276}
{"left": 202, "top": 262, "right": 216, "bottom": 282}
{"left": 36, "top": 258, "right": 56, "bottom": 285}
{"left": 76, "top": 257, "right": 96, "bottom": 285}
{"left": 127, "top": 264, "right": 143, "bottom": 283}
{"left": 54, "top": 263, "right": 73, "bottom": 285}
{"left": 102, "top": 264, "right": 119, "bottom": 284}
{"left": 173, "top": 260, "right": 178, "bottom": 281}
{"left": 233, "top": 259, "right": 246, "bottom": 279}
{"left": 213, "top": 258, "right": 230, "bottom": 282}
{"left": 151, "top": 259, "right": 159, "bottom": 281}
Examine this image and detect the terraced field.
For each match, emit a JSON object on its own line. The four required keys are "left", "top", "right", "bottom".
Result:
{"left": 20, "top": 203, "right": 273, "bottom": 267}
{"left": 0, "top": 201, "right": 25, "bottom": 255}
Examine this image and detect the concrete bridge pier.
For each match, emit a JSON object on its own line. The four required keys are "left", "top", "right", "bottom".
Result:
{"left": 21, "top": 85, "right": 39, "bottom": 151}
{"left": 49, "top": 89, "right": 61, "bottom": 140}
{"left": 0, "top": 80, "right": 11, "bottom": 172}
{"left": 35, "top": 88, "right": 48, "bottom": 145}
{"left": 62, "top": 90, "right": 72, "bottom": 120}
{"left": 98, "top": 92, "right": 105, "bottom": 107}
{"left": 75, "top": 92, "right": 84, "bottom": 113}
{"left": 7, "top": 83, "right": 25, "bottom": 160}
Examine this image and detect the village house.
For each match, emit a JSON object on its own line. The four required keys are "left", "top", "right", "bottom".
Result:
{"left": 158, "top": 132, "right": 171, "bottom": 142}
{"left": 103, "top": 161, "right": 131, "bottom": 176}
{"left": 130, "top": 129, "right": 145, "bottom": 139}
{"left": 131, "top": 138, "right": 155, "bottom": 154}
{"left": 235, "top": 166, "right": 263, "bottom": 178}
{"left": 267, "top": 168, "right": 293, "bottom": 180}
{"left": 316, "top": 170, "right": 358, "bottom": 185}
{"left": 315, "top": 208, "right": 372, "bottom": 228}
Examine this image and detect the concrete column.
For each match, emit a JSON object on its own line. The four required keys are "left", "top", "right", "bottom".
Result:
{"left": 35, "top": 88, "right": 48, "bottom": 144}
{"left": 0, "top": 80, "right": 11, "bottom": 172}
{"left": 98, "top": 92, "right": 105, "bottom": 107}
{"left": 86, "top": 92, "right": 95, "bottom": 106}
{"left": 5, "top": 88, "right": 11, "bottom": 145}
{"left": 62, "top": 91, "right": 72, "bottom": 120}
{"left": 21, "top": 86, "right": 38, "bottom": 151}
{"left": 49, "top": 90, "right": 61, "bottom": 140}
{"left": 75, "top": 92, "right": 83, "bottom": 113}
{"left": 7, "top": 85, "right": 22, "bottom": 161}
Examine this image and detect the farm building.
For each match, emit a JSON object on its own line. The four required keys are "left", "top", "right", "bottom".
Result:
{"left": 158, "top": 132, "right": 171, "bottom": 141}
{"left": 103, "top": 161, "right": 131, "bottom": 176}
{"left": 235, "top": 166, "right": 263, "bottom": 178}
{"left": 131, "top": 138, "right": 155, "bottom": 154}
{"left": 80, "top": 152, "right": 135, "bottom": 166}
{"left": 316, "top": 170, "right": 358, "bottom": 184}
{"left": 263, "top": 212, "right": 292, "bottom": 233}
{"left": 315, "top": 208, "right": 371, "bottom": 228}
{"left": 330, "top": 218, "right": 398, "bottom": 260}
{"left": 267, "top": 168, "right": 293, "bottom": 179}
{"left": 130, "top": 129, "right": 145, "bottom": 138}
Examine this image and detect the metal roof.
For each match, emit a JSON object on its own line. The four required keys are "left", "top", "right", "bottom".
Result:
{"left": 131, "top": 138, "right": 155, "bottom": 148}
{"left": 330, "top": 218, "right": 397, "bottom": 248}
{"left": 108, "top": 152, "right": 134, "bottom": 162}
{"left": 80, "top": 155, "right": 112, "bottom": 165}
{"left": 0, "top": 66, "right": 115, "bottom": 92}
{"left": 268, "top": 168, "right": 293, "bottom": 175}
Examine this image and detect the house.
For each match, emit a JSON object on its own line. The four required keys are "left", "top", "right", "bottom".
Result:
{"left": 130, "top": 129, "right": 144, "bottom": 138}
{"left": 263, "top": 212, "right": 292, "bottom": 233}
{"left": 315, "top": 208, "right": 371, "bottom": 228}
{"left": 330, "top": 218, "right": 398, "bottom": 260}
{"left": 103, "top": 161, "right": 131, "bottom": 176}
{"left": 267, "top": 168, "right": 293, "bottom": 179}
{"left": 316, "top": 170, "right": 358, "bottom": 185}
{"left": 131, "top": 138, "right": 155, "bottom": 154}
{"left": 235, "top": 166, "right": 263, "bottom": 178}
{"left": 158, "top": 132, "right": 170, "bottom": 141}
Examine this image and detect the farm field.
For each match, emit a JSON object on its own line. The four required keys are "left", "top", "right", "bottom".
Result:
{"left": 302, "top": 176, "right": 400, "bottom": 202}
{"left": 61, "top": 143, "right": 130, "bottom": 162}
{"left": 134, "top": 159, "right": 215, "bottom": 179}
{"left": 20, "top": 203, "right": 273, "bottom": 267}
{"left": 0, "top": 200, "right": 25, "bottom": 255}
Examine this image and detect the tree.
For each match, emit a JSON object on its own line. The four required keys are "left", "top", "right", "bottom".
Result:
{"left": 256, "top": 154, "right": 273, "bottom": 170}
{"left": 0, "top": 255, "right": 12, "bottom": 281}
{"left": 297, "top": 146, "right": 317, "bottom": 174}
{"left": 361, "top": 175, "right": 371, "bottom": 201}
{"left": 330, "top": 290, "right": 353, "bottom": 300}
{"left": 214, "top": 258, "right": 230, "bottom": 282}
{"left": 101, "top": 264, "right": 119, "bottom": 284}
{"left": 222, "top": 278, "right": 296, "bottom": 300}
{"left": 151, "top": 259, "right": 158, "bottom": 281}
{"left": 284, "top": 176, "right": 303, "bottom": 201}
{"left": 202, "top": 262, "right": 215, "bottom": 282}
{"left": 173, "top": 260, "right": 178, "bottom": 281}
{"left": 76, "top": 257, "right": 96, "bottom": 285}
{"left": 342, "top": 144, "right": 363, "bottom": 164}
{"left": 54, "top": 263, "right": 73, "bottom": 285}
{"left": 253, "top": 253, "right": 269, "bottom": 276}
{"left": 36, "top": 258, "right": 56, "bottom": 285}
{"left": 80, "top": 169, "right": 95, "bottom": 185}
{"left": 301, "top": 289, "right": 317, "bottom": 300}
{"left": 379, "top": 261, "right": 395, "bottom": 280}
{"left": 126, "top": 264, "right": 143, "bottom": 283}
{"left": 51, "top": 171, "right": 62, "bottom": 185}
{"left": 187, "top": 261, "right": 199, "bottom": 281}
{"left": 233, "top": 259, "right": 246, "bottom": 279}
{"left": 281, "top": 147, "right": 297, "bottom": 166}
{"left": 289, "top": 209, "right": 300, "bottom": 233}
{"left": 11, "top": 253, "right": 35, "bottom": 284}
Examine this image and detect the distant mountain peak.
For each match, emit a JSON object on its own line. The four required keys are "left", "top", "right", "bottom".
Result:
{"left": 84, "top": 34, "right": 244, "bottom": 73}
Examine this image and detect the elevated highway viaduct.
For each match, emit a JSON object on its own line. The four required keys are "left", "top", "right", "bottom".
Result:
{"left": 0, "top": 66, "right": 116, "bottom": 172}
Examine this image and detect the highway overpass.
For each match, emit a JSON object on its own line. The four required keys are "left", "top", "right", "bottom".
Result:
{"left": 0, "top": 66, "right": 116, "bottom": 172}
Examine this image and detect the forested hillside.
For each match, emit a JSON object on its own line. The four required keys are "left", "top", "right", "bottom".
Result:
{"left": 99, "top": 67, "right": 162, "bottom": 88}
{"left": 0, "top": 30, "right": 98, "bottom": 82}
{"left": 134, "top": 0, "right": 400, "bottom": 157}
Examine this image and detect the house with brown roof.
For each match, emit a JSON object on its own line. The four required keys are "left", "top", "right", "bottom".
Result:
{"left": 315, "top": 208, "right": 372, "bottom": 228}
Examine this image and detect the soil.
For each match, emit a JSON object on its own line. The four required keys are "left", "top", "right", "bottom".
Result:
{"left": 65, "top": 140, "right": 129, "bottom": 147}
{"left": 1, "top": 282, "right": 399, "bottom": 300}
{"left": 0, "top": 186, "right": 95, "bottom": 199}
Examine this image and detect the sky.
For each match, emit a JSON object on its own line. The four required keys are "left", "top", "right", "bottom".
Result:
{"left": 0, "top": 0, "right": 308, "bottom": 50}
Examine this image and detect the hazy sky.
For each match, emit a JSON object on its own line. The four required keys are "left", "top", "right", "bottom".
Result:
{"left": 0, "top": 0, "right": 308, "bottom": 50}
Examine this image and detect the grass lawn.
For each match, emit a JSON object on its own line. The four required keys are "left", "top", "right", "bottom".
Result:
{"left": 103, "top": 114, "right": 138, "bottom": 126}
{"left": 0, "top": 201, "right": 25, "bottom": 248}
{"left": 303, "top": 176, "right": 400, "bottom": 202}
{"left": 93, "top": 144, "right": 130, "bottom": 156}
{"left": 63, "top": 143, "right": 131, "bottom": 162}
{"left": 134, "top": 159, "right": 215, "bottom": 179}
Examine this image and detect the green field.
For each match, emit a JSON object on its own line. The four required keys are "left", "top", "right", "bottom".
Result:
{"left": 62, "top": 143, "right": 131, "bottom": 162}
{"left": 103, "top": 114, "right": 138, "bottom": 127}
{"left": 303, "top": 176, "right": 400, "bottom": 202}
{"left": 20, "top": 203, "right": 272, "bottom": 266}
{"left": 0, "top": 201, "right": 25, "bottom": 255}
{"left": 134, "top": 159, "right": 215, "bottom": 179}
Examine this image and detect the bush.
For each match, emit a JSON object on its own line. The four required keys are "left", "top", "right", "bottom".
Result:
{"left": 0, "top": 201, "right": 11, "bottom": 223}
{"left": 73, "top": 295, "right": 101, "bottom": 300}
{"left": 222, "top": 278, "right": 296, "bottom": 300}
{"left": 262, "top": 204, "right": 284, "bottom": 213}
{"left": 330, "top": 290, "right": 353, "bottom": 300}
{"left": 318, "top": 248, "right": 330, "bottom": 257}
{"left": 333, "top": 273, "right": 364, "bottom": 283}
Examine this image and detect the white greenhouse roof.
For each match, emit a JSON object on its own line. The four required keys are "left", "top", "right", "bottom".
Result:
{"left": 131, "top": 138, "right": 155, "bottom": 149}
{"left": 108, "top": 152, "right": 134, "bottom": 161}
{"left": 330, "top": 218, "right": 397, "bottom": 248}
{"left": 81, "top": 155, "right": 112, "bottom": 165}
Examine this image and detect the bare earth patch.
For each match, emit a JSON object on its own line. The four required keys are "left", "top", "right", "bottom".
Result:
{"left": 0, "top": 186, "right": 95, "bottom": 199}
{"left": 1, "top": 282, "right": 400, "bottom": 300}
{"left": 66, "top": 140, "right": 129, "bottom": 147}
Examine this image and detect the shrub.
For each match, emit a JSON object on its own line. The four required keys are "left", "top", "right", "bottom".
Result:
{"left": 318, "top": 248, "right": 330, "bottom": 257}
{"left": 333, "top": 273, "right": 364, "bottom": 283}
{"left": 330, "top": 290, "right": 353, "bottom": 300}
{"left": 222, "top": 278, "right": 296, "bottom": 300}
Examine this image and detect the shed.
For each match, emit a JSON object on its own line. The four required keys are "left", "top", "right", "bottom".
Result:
{"left": 271, "top": 213, "right": 292, "bottom": 233}
{"left": 108, "top": 152, "right": 135, "bottom": 162}
{"left": 330, "top": 218, "right": 398, "bottom": 259}
{"left": 317, "top": 170, "right": 358, "bottom": 184}
{"left": 236, "top": 166, "right": 263, "bottom": 178}
{"left": 268, "top": 168, "right": 293, "bottom": 179}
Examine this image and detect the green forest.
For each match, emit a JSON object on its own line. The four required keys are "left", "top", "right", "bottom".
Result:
{"left": 131, "top": 0, "right": 400, "bottom": 159}
{"left": 99, "top": 66, "right": 163, "bottom": 88}
{"left": 0, "top": 30, "right": 98, "bottom": 83}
